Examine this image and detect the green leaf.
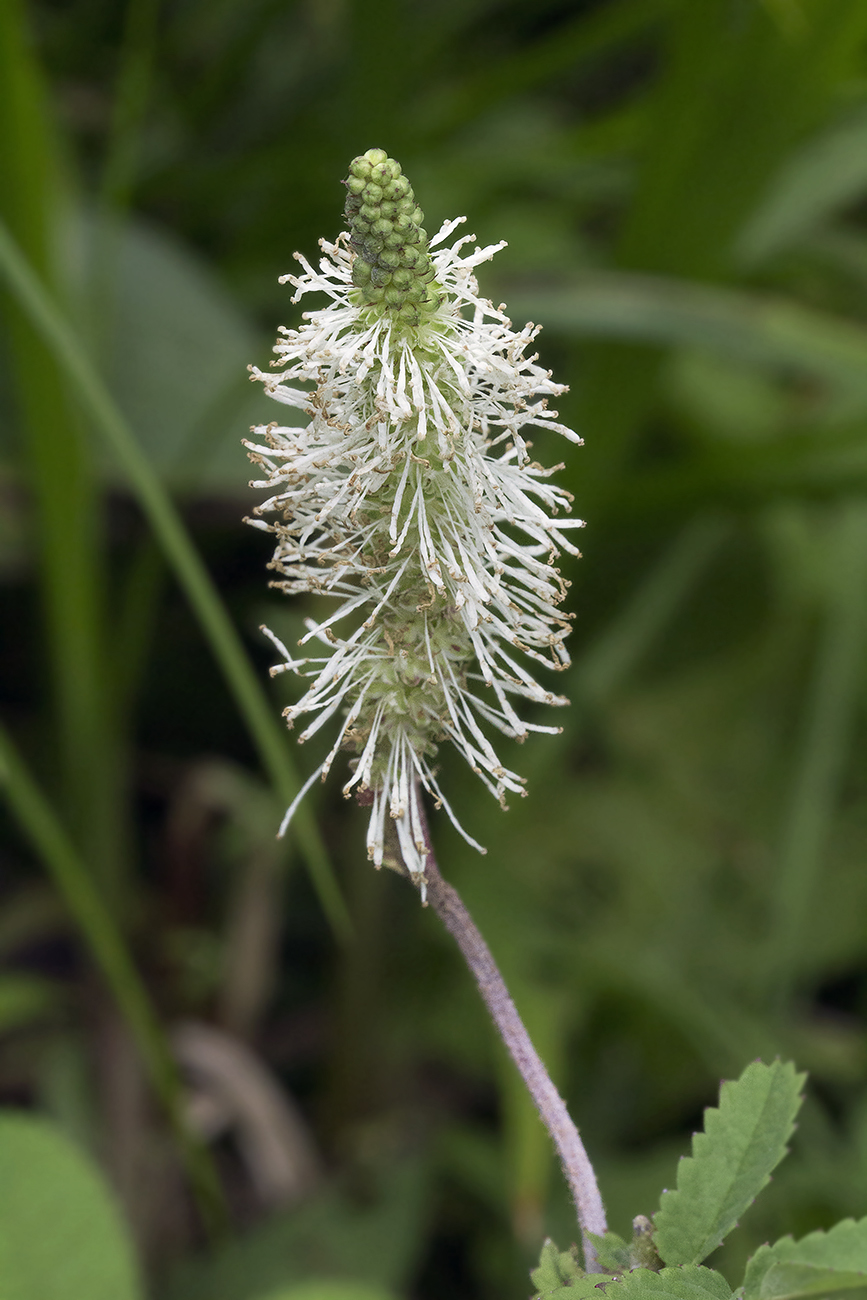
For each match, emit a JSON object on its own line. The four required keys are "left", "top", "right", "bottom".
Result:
{"left": 743, "top": 1218, "right": 867, "bottom": 1300}
{"left": 653, "top": 1060, "right": 805, "bottom": 1266}
{"left": 535, "top": 1281, "right": 608, "bottom": 1300}
{"left": 607, "top": 1265, "right": 732, "bottom": 1300}
{"left": 588, "top": 1232, "right": 632, "bottom": 1274}
{"left": 540, "top": 1267, "right": 733, "bottom": 1300}
{"left": 0, "top": 1113, "right": 142, "bottom": 1300}
{"left": 531, "top": 1238, "right": 585, "bottom": 1293}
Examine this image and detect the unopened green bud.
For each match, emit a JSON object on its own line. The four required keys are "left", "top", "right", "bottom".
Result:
{"left": 344, "top": 147, "right": 442, "bottom": 326}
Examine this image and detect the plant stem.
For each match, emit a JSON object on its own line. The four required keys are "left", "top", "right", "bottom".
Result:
{"left": 415, "top": 799, "right": 607, "bottom": 1270}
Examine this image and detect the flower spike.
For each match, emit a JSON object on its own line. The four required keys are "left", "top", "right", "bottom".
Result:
{"left": 246, "top": 149, "right": 583, "bottom": 886}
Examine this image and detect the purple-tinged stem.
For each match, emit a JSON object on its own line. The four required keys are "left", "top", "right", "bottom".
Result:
{"left": 415, "top": 801, "right": 607, "bottom": 1270}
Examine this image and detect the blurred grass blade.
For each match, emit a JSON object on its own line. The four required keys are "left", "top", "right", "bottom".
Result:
{"left": 574, "top": 514, "right": 731, "bottom": 705}
{"left": 0, "top": 216, "right": 351, "bottom": 941}
{"left": 586, "top": 948, "right": 768, "bottom": 1075}
{"left": 735, "top": 104, "right": 867, "bottom": 266}
{"left": 0, "top": 720, "right": 225, "bottom": 1232}
{"left": 91, "top": 0, "right": 163, "bottom": 368}
{"left": 426, "top": 0, "right": 669, "bottom": 134}
{"left": 766, "top": 500, "right": 867, "bottom": 999}
{"left": 512, "top": 272, "right": 867, "bottom": 415}
{"left": 100, "top": 0, "right": 161, "bottom": 212}
{"left": 0, "top": 0, "right": 123, "bottom": 896}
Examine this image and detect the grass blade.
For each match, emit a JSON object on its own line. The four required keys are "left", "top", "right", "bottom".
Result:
{"left": 0, "top": 216, "right": 351, "bottom": 941}
{"left": 510, "top": 272, "right": 867, "bottom": 415}
{"left": 0, "top": 720, "right": 225, "bottom": 1233}
{"left": 766, "top": 501, "right": 867, "bottom": 999}
{"left": 0, "top": 0, "right": 124, "bottom": 897}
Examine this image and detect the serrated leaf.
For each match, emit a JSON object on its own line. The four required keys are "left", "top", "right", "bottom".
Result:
{"left": 534, "top": 1281, "right": 609, "bottom": 1300}
{"left": 532, "top": 1238, "right": 584, "bottom": 1294}
{"left": 743, "top": 1218, "right": 867, "bottom": 1300}
{"left": 653, "top": 1061, "right": 805, "bottom": 1266}
{"left": 607, "top": 1266, "right": 732, "bottom": 1300}
{"left": 533, "top": 1240, "right": 571, "bottom": 1293}
{"left": 589, "top": 1232, "right": 632, "bottom": 1274}
{"left": 541, "top": 1265, "right": 732, "bottom": 1300}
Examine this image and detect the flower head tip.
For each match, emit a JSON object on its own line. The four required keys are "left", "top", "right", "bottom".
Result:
{"left": 344, "top": 148, "right": 440, "bottom": 323}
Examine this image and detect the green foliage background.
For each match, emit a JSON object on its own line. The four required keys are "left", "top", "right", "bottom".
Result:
{"left": 3, "top": 0, "right": 867, "bottom": 1297}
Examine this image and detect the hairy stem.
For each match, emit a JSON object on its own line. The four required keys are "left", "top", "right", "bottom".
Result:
{"left": 415, "top": 799, "right": 607, "bottom": 1269}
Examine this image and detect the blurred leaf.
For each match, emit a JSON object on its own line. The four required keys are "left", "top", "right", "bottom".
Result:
{"left": 420, "top": 0, "right": 668, "bottom": 136}
{"left": 744, "top": 1219, "right": 867, "bottom": 1300}
{"left": 664, "top": 351, "right": 790, "bottom": 444}
{"left": 511, "top": 272, "right": 867, "bottom": 419}
{"left": 0, "top": 973, "right": 61, "bottom": 1031}
{"left": 66, "top": 211, "right": 273, "bottom": 492}
{"left": 0, "top": 1112, "right": 142, "bottom": 1300}
{"left": 1, "top": 206, "right": 273, "bottom": 491}
{"left": 0, "top": 885, "right": 66, "bottom": 958}
{"left": 162, "top": 1159, "right": 429, "bottom": 1300}
{"left": 736, "top": 105, "right": 867, "bottom": 266}
{"left": 253, "top": 1283, "right": 396, "bottom": 1300}
{"left": 0, "top": 719, "right": 224, "bottom": 1227}
{"left": 765, "top": 502, "right": 867, "bottom": 998}
{"left": 653, "top": 1061, "right": 806, "bottom": 1266}
{"left": 571, "top": 515, "right": 731, "bottom": 707}
{"left": 0, "top": 216, "right": 350, "bottom": 940}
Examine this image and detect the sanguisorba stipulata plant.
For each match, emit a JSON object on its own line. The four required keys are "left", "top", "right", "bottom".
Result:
{"left": 244, "top": 150, "right": 608, "bottom": 1264}
{"left": 245, "top": 148, "right": 584, "bottom": 887}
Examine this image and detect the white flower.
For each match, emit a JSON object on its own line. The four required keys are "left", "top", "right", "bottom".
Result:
{"left": 245, "top": 149, "right": 583, "bottom": 892}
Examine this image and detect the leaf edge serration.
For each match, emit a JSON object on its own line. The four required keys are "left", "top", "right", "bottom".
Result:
{"left": 652, "top": 1060, "right": 806, "bottom": 1268}
{"left": 743, "top": 1217, "right": 867, "bottom": 1300}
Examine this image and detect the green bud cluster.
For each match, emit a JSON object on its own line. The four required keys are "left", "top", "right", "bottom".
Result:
{"left": 344, "top": 148, "right": 441, "bottom": 324}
